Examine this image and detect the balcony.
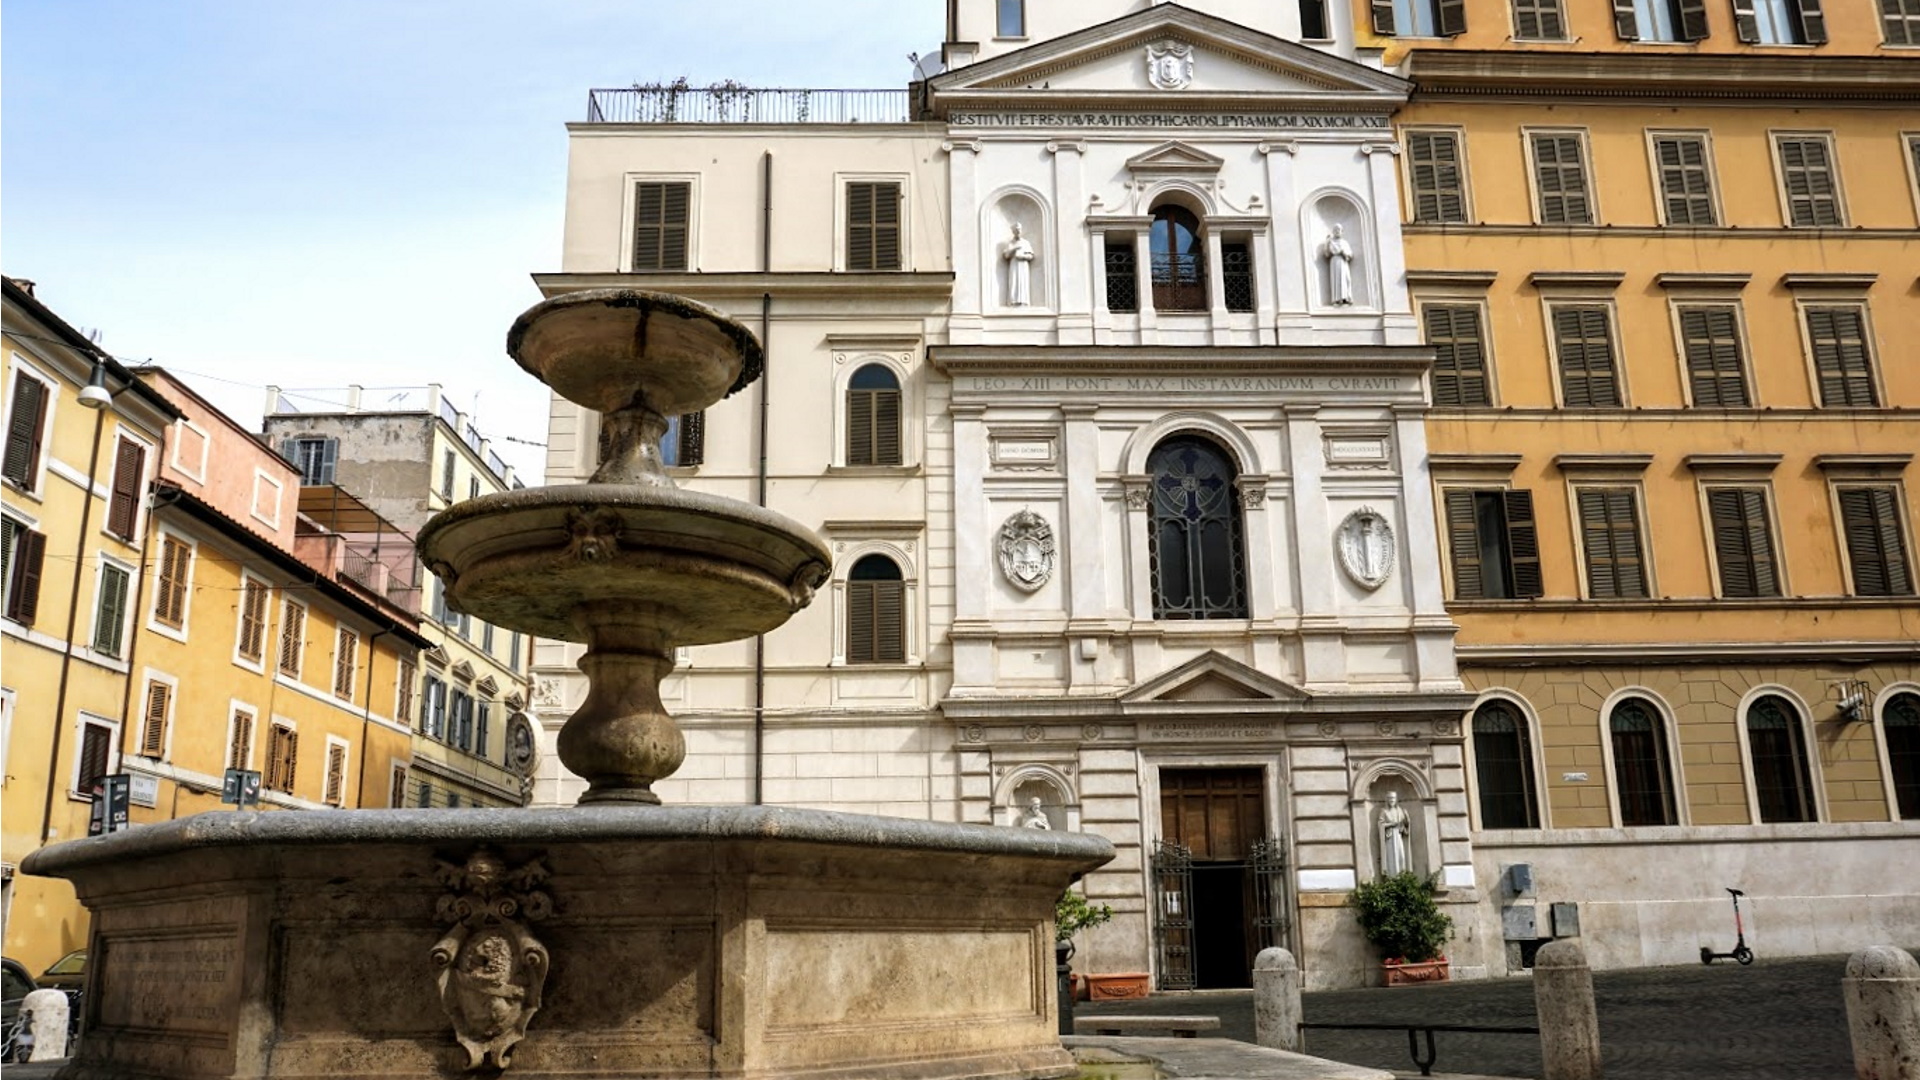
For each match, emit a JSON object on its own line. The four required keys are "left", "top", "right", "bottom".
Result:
{"left": 585, "top": 85, "right": 910, "bottom": 125}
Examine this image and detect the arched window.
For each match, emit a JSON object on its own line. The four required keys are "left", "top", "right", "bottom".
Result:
{"left": 1609, "top": 698, "right": 1676, "bottom": 826}
{"left": 846, "top": 365, "right": 902, "bottom": 467}
{"left": 1150, "top": 205, "right": 1207, "bottom": 312}
{"left": 1147, "top": 435, "right": 1247, "bottom": 619}
{"left": 1883, "top": 691, "right": 1920, "bottom": 820}
{"left": 1472, "top": 701, "right": 1539, "bottom": 829}
{"left": 1747, "top": 695, "right": 1815, "bottom": 823}
{"left": 846, "top": 554, "right": 905, "bottom": 664}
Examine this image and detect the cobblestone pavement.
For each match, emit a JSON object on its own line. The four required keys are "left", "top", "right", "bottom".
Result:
{"left": 1078, "top": 953, "right": 1892, "bottom": 1079}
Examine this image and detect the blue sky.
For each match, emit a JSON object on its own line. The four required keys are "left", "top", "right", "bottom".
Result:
{"left": 4, "top": 0, "right": 942, "bottom": 479}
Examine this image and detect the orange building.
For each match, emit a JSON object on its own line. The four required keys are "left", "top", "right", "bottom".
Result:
{"left": 1357, "top": 0, "right": 1920, "bottom": 973}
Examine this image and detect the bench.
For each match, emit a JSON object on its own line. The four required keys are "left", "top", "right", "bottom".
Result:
{"left": 1073, "top": 1015, "right": 1221, "bottom": 1038}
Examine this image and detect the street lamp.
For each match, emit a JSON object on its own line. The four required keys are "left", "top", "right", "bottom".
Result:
{"left": 76, "top": 360, "right": 113, "bottom": 409}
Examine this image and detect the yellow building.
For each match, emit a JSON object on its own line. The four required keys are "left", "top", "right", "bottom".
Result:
{"left": 2, "top": 278, "right": 182, "bottom": 970}
{"left": 1359, "top": 0, "right": 1920, "bottom": 972}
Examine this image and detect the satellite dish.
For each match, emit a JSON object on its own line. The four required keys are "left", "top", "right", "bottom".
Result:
{"left": 910, "top": 47, "right": 946, "bottom": 83}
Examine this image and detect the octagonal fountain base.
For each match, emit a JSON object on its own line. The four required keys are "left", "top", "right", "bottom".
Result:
{"left": 23, "top": 806, "right": 1112, "bottom": 1080}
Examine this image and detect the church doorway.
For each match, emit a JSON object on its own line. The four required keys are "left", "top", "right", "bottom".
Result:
{"left": 1154, "top": 766, "right": 1287, "bottom": 989}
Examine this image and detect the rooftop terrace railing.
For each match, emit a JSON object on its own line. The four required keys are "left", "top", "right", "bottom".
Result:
{"left": 586, "top": 86, "right": 911, "bottom": 124}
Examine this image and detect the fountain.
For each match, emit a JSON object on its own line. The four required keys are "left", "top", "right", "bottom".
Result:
{"left": 23, "top": 289, "right": 1113, "bottom": 1079}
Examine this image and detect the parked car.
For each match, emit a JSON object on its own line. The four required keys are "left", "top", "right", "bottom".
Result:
{"left": 36, "top": 950, "right": 85, "bottom": 994}
{"left": 2, "top": 957, "right": 36, "bottom": 1062}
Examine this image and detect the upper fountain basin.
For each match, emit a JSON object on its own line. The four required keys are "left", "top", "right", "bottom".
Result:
{"left": 506, "top": 289, "right": 765, "bottom": 416}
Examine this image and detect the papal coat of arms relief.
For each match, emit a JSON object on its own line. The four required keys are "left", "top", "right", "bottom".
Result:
{"left": 431, "top": 849, "right": 555, "bottom": 1071}
{"left": 1336, "top": 507, "right": 1395, "bottom": 591}
{"left": 1145, "top": 41, "right": 1194, "bottom": 91}
{"left": 997, "top": 510, "right": 1056, "bottom": 593}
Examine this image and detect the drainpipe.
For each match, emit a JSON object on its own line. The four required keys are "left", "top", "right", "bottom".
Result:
{"left": 359, "top": 627, "right": 391, "bottom": 808}
{"left": 111, "top": 485, "right": 166, "bottom": 789}
{"left": 752, "top": 149, "right": 773, "bottom": 806}
{"left": 40, "top": 407, "right": 109, "bottom": 845}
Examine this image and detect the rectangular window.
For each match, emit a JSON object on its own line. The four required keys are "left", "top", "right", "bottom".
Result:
{"left": 76, "top": 717, "right": 114, "bottom": 796}
{"left": 1104, "top": 242, "right": 1139, "bottom": 312}
{"left": 2, "top": 517, "right": 47, "bottom": 626}
{"left": 333, "top": 626, "right": 358, "bottom": 700}
{"left": 845, "top": 182, "right": 902, "bottom": 272}
{"left": 441, "top": 449, "right": 457, "bottom": 498}
{"left": 1531, "top": 133, "right": 1594, "bottom": 225}
{"left": 1886, "top": 0, "right": 1920, "bottom": 43}
{"left": 1375, "top": 0, "right": 1466, "bottom": 35}
{"left": 278, "top": 599, "right": 307, "bottom": 677}
{"left": 1576, "top": 488, "right": 1648, "bottom": 599}
{"left": 228, "top": 708, "right": 254, "bottom": 771}
{"left": 396, "top": 656, "right": 417, "bottom": 724}
{"left": 105, "top": 436, "right": 147, "bottom": 541}
{"left": 390, "top": 764, "right": 409, "bottom": 809}
{"left": 1221, "top": 242, "right": 1255, "bottom": 313}
{"left": 139, "top": 679, "right": 172, "bottom": 758}
{"left": 1805, "top": 306, "right": 1878, "bottom": 407}
{"left": 1838, "top": 486, "right": 1913, "bottom": 596}
{"left": 1406, "top": 130, "right": 1468, "bottom": 224}
{"left": 424, "top": 676, "right": 447, "bottom": 738}
{"left": 153, "top": 535, "right": 192, "bottom": 630}
{"left": 1550, "top": 305, "right": 1624, "bottom": 408}
{"left": 477, "top": 702, "right": 492, "bottom": 760}
{"left": 847, "top": 577, "right": 907, "bottom": 663}
{"left": 1735, "top": 0, "right": 1825, "bottom": 43}
{"left": 265, "top": 723, "right": 298, "bottom": 794}
{"left": 1706, "top": 487, "right": 1781, "bottom": 598}
{"left": 1513, "top": 0, "right": 1567, "bottom": 38}
{"left": 996, "top": 0, "right": 1024, "bottom": 36}
{"left": 2, "top": 370, "right": 50, "bottom": 488}
{"left": 481, "top": 621, "right": 495, "bottom": 655}
{"left": 1678, "top": 305, "right": 1750, "bottom": 407}
{"left": 1423, "top": 304, "right": 1491, "bottom": 407}
{"left": 1444, "top": 489, "right": 1544, "bottom": 600}
{"left": 1775, "top": 135, "right": 1843, "bottom": 226}
{"left": 1651, "top": 134, "right": 1717, "bottom": 226}
{"left": 92, "top": 563, "right": 131, "bottom": 657}
{"left": 236, "top": 576, "right": 270, "bottom": 664}
{"left": 451, "top": 690, "right": 473, "bottom": 752}
{"left": 324, "top": 741, "right": 348, "bottom": 806}
{"left": 660, "top": 411, "right": 706, "bottom": 468}
{"left": 1617, "top": 0, "right": 1709, "bottom": 40}
{"left": 1300, "top": 0, "right": 1331, "bottom": 38}
{"left": 508, "top": 631, "right": 522, "bottom": 673}
{"left": 417, "top": 780, "right": 434, "bottom": 808}
{"left": 631, "top": 181, "right": 690, "bottom": 271}
{"left": 281, "top": 437, "right": 337, "bottom": 486}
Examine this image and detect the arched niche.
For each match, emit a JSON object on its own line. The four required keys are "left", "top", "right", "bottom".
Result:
{"left": 1350, "top": 757, "right": 1439, "bottom": 883}
{"left": 994, "top": 764, "right": 1077, "bottom": 831}
{"left": 1302, "top": 189, "right": 1372, "bottom": 310}
{"left": 985, "top": 189, "right": 1050, "bottom": 312}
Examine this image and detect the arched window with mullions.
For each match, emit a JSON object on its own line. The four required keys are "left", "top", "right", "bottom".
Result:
{"left": 1150, "top": 204, "right": 1207, "bottom": 312}
{"left": 845, "top": 554, "right": 905, "bottom": 664}
{"left": 1472, "top": 701, "right": 1540, "bottom": 829}
{"left": 1882, "top": 691, "right": 1920, "bottom": 820}
{"left": 846, "top": 365, "right": 902, "bottom": 467}
{"left": 1609, "top": 698, "right": 1676, "bottom": 826}
{"left": 1147, "top": 435, "right": 1247, "bottom": 619}
{"left": 1747, "top": 694, "right": 1816, "bottom": 823}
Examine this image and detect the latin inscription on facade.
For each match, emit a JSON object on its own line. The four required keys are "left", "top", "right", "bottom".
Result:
{"left": 961, "top": 374, "right": 1408, "bottom": 395}
{"left": 100, "top": 934, "right": 236, "bottom": 1031}
{"left": 950, "top": 112, "right": 1392, "bottom": 130}
{"left": 1142, "top": 721, "right": 1279, "bottom": 741}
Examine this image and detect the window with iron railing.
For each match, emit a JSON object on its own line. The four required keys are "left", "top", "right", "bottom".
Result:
{"left": 1221, "top": 242, "right": 1255, "bottom": 313}
{"left": 1105, "top": 242, "right": 1138, "bottom": 313}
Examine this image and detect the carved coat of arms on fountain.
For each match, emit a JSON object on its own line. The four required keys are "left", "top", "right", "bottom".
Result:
{"left": 996, "top": 510, "right": 1055, "bottom": 593}
{"left": 431, "top": 849, "right": 555, "bottom": 1071}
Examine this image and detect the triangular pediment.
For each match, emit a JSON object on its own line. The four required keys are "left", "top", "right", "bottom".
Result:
{"left": 1126, "top": 141, "right": 1225, "bottom": 176}
{"left": 1121, "top": 651, "right": 1310, "bottom": 704}
{"left": 929, "top": 4, "right": 1409, "bottom": 108}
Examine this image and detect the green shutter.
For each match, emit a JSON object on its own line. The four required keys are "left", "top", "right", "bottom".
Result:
{"left": 3, "top": 373, "right": 47, "bottom": 486}
{"left": 1553, "top": 306, "right": 1620, "bottom": 409}
{"left": 1408, "top": 131, "right": 1466, "bottom": 224}
{"left": 1655, "top": 136, "right": 1716, "bottom": 226}
{"left": 1424, "top": 304, "right": 1489, "bottom": 407}
{"left": 1679, "top": 306, "right": 1748, "bottom": 407}
{"left": 678, "top": 410, "right": 705, "bottom": 466}
{"left": 93, "top": 564, "right": 130, "bottom": 656}
{"left": 1806, "top": 307, "right": 1876, "bottom": 407}
{"left": 1577, "top": 488, "right": 1646, "bottom": 599}
{"left": 1533, "top": 135, "right": 1591, "bottom": 225}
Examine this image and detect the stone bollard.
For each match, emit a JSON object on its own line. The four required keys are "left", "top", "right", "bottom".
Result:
{"left": 1533, "top": 939, "right": 1602, "bottom": 1080}
{"left": 22, "top": 988, "right": 70, "bottom": 1061}
{"left": 1843, "top": 945, "right": 1920, "bottom": 1080}
{"left": 1253, "top": 946, "right": 1302, "bottom": 1052}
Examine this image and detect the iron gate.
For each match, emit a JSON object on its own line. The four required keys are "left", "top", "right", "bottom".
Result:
{"left": 1248, "top": 837, "right": 1291, "bottom": 954}
{"left": 1150, "top": 841, "right": 1195, "bottom": 990}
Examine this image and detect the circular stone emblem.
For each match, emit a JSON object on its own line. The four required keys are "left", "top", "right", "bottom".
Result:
{"left": 997, "top": 510, "right": 1056, "bottom": 593}
{"left": 1336, "top": 507, "right": 1395, "bottom": 591}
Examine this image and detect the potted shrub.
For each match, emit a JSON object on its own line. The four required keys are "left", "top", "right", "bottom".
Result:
{"left": 1055, "top": 888, "right": 1113, "bottom": 1001}
{"left": 1349, "top": 871, "right": 1453, "bottom": 986}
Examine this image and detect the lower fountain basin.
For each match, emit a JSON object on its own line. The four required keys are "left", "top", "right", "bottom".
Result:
{"left": 417, "top": 485, "right": 831, "bottom": 647}
{"left": 23, "top": 805, "right": 1114, "bottom": 1080}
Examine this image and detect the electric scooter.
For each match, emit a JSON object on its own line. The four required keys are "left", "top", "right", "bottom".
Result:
{"left": 1699, "top": 887, "right": 1754, "bottom": 965}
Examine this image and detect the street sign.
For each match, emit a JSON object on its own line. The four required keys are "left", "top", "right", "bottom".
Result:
{"left": 86, "top": 774, "right": 132, "bottom": 836}
{"left": 222, "top": 768, "right": 263, "bottom": 808}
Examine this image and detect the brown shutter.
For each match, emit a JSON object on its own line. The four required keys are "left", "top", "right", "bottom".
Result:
{"left": 390, "top": 766, "right": 409, "bottom": 808}
{"left": 1408, "top": 131, "right": 1465, "bottom": 224}
{"left": 1778, "top": 138, "right": 1841, "bottom": 228}
{"left": 846, "top": 183, "right": 874, "bottom": 271}
{"left": 8, "top": 528, "right": 46, "bottom": 625}
{"left": 334, "top": 628, "right": 356, "bottom": 698}
{"left": 1807, "top": 307, "right": 1876, "bottom": 407}
{"left": 1371, "top": 0, "right": 1396, "bottom": 34}
{"left": 1553, "top": 306, "right": 1620, "bottom": 408}
{"left": 142, "top": 681, "right": 170, "bottom": 757}
{"left": 632, "top": 182, "right": 690, "bottom": 271}
{"left": 873, "top": 183, "right": 901, "bottom": 271}
{"left": 1680, "top": 306, "right": 1748, "bottom": 407}
{"left": 2, "top": 374, "right": 47, "bottom": 485}
{"left": 106, "top": 438, "right": 145, "bottom": 540}
{"left": 229, "top": 711, "right": 253, "bottom": 771}
{"left": 1577, "top": 489, "right": 1645, "bottom": 599}
{"left": 874, "top": 579, "right": 905, "bottom": 662}
{"left": 1612, "top": 0, "right": 1641, "bottom": 37}
{"left": 1677, "top": 0, "right": 1711, "bottom": 38}
{"left": 284, "top": 728, "right": 300, "bottom": 793}
{"left": 678, "top": 411, "right": 705, "bottom": 466}
{"left": 1710, "top": 487, "right": 1779, "bottom": 598}
{"left": 875, "top": 389, "right": 902, "bottom": 466}
{"left": 1841, "top": 488, "right": 1913, "bottom": 597}
{"left": 325, "top": 744, "right": 347, "bottom": 805}
{"left": 847, "top": 390, "right": 875, "bottom": 465}
{"left": 1425, "top": 304, "right": 1488, "bottom": 407}
{"left": 1656, "top": 136, "right": 1715, "bottom": 227}
{"left": 1731, "top": 0, "right": 1761, "bottom": 41}
{"left": 1503, "top": 490, "right": 1544, "bottom": 599}
{"left": 280, "top": 602, "right": 305, "bottom": 675}
{"left": 239, "top": 579, "right": 268, "bottom": 661}
{"left": 77, "top": 723, "right": 111, "bottom": 795}
{"left": 1795, "top": 0, "right": 1827, "bottom": 42}
{"left": 1445, "top": 491, "right": 1484, "bottom": 600}
{"left": 1532, "top": 135, "right": 1591, "bottom": 225}
{"left": 847, "top": 580, "right": 876, "bottom": 662}
{"left": 660, "top": 182, "right": 689, "bottom": 269}
{"left": 1437, "top": 0, "right": 1468, "bottom": 35}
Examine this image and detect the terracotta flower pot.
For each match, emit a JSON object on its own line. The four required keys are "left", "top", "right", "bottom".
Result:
{"left": 1382, "top": 958, "right": 1451, "bottom": 986}
{"left": 1085, "top": 972, "right": 1152, "bottom": 1000}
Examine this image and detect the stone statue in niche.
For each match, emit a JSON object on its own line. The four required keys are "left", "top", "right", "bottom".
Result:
{"left": 1018, "top": 795, "right": 1053, "bottom": 829}
{"left": 1377, "top": 791, "right": 1411, "bottom": 877}
{"left": 1324, "top": 223, "right": 1355, "bottom": 306}
{"left": 1004, "top": 222, "right": 1036, "bottom": 307}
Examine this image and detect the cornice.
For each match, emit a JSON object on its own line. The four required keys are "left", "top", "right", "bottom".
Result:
{"left": 1405, "top": 223, "right": 1920, "bottom": 241}
{"left": 930, "top": 343, "right": 1436, "bottom": 372}
{"left": 1458, "top": 638, "right": 1920, "bottom": 664}
{"left": 533, "top": 271, "right": 955, "bottom": 301}
{"left": 1405, "top": 50, "right": 1920, "bottom": 104}
{"left": 1656, "top": 272, "right": 1751, "bottom": 291}
{"left": 1405, "top": 269, "right": 1499, "bottom": 288}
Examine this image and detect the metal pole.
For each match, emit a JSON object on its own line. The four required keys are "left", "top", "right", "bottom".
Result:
{"left": 40, "top": 406, "right": 109, "bottom": 845}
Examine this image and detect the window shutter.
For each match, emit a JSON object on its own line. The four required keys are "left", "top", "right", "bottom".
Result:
{"left": 873, "top": 183, "right": 901, "bottom": 271}
{"left": 1533, "top": 135, "right": 1591, "bottom": 226}
{"left": 334, "top": 628, "right": 357, "bottom": 698}
{"left": 1886, "top": 0, "right": 1920, "bottom": 44}
{"left": 1438, "top": 0, "right": 1468, "bottom": 35}
{"left": 846, "top": 183, "right": 874, "bottom": 271}
{"left": 1709, "top": 488, "right": 1778, "bottom": 598}
{"left": 107, "top": 438, "right": 145, "bottom": 539}
{"left": 1611, "top": 0, "right": 1641, "bottom": 37}
{"left": 325, "top": 744, "right": 347, "bottom": 805}
{"left": 660, "top": 182, "right": 690, "bottom": 270}
{"left": 875, "top": 389, "right": 902, "bottom": 466}
{"left": 9, "top": 528, "right": 46, "bottom": 625}
{"left": 847, "top": 580, "right": 876, "bottom": 662}
{"left": 280, "top": 602, "right": 305, "bottom": 675}
{"left": 1841, "top": 487, "right": 1912, "bottom": 597}
{"left": 1778, "top": 138, "right": 1841, "bottom": 228}
{"left": 1731, "top": 0, "right": 1761, "bottom": 40}
{"left": 391, "top": 766, "right": 408, "bottom": 809}
{"left": 632, "top": 182, "right": 691, "bottom": 271}
{"left": 1424, "top": 305, "right": 1489, "bottom": 408}
{"left": 1655, "top": 136, "right": 1716, "bottom": 227}
{"left": 1795, "top": 0, "right": 1827, "bottom": 41}
{"left": 1503, "top": 490, "right": 1544, "bottom": 599}
{"left": 1577, "top": 489, "right": 1645, "bottom": 599}
{"left": 874, "top": 580, "right": 905, "bottom": 662}
{"left": 1553, "top": 307, "right": 1620, "bottom": 408}
{"left": 93, "top": 565, "right": 129, "bottom": 655}
{"left": 229, "top": 711, "right": 253, "bottom": 771}
{"left": 1807, "top": 307, "right": 1876, "bottom": 407}
{"left": 78, "top": 723, "right": 111, "bottom": 795}
{"left": 678, "top": 411, "right": 705, "bottom": 466}
{"left": 239, "top": 579, "right": 268, "bottom": 661}
{"left": 319, "top": 438, "right": 338, "bottom": 484}
{"left": 1680, "top": 306, "right": 1748, "bottom": 407}
{"left": 1371, "top": 0, "right": 1396, "bottom": 33}
{"left": 847, "top": 391, "right": 876, "bottom": 465}
{"left": 1445, "top": 491, "right": 1485, "bottom": 599}
{"left": 284, "top": 728, "right": 300, "bottom": 793}
{"left": 142, "top": 681, "right": 170, "bottom": 758}
{"left": 3, "top": 374, "right": 47, "bottom": 485}
{"left": 1408, "top": 131, "right": 1466, "bottom": 224}
{"left": 1677, "top": 0, "right": 1712, "bottom": 38}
